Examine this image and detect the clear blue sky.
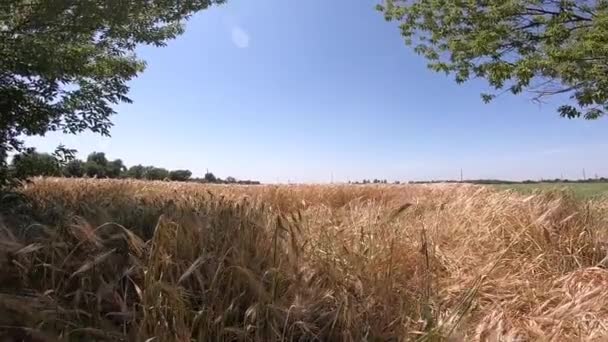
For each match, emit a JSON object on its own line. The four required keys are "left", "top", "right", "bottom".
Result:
{"left": 27, "top": 0, "right": 608, "bottom": 183}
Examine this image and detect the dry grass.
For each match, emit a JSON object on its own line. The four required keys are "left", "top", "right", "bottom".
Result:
{"left": 1, "top": 177, "right": 608, "bottom": 341}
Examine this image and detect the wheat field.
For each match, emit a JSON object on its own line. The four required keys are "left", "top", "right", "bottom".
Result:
{"left": 1, "top": 178, "right": 608, "bottom": 341}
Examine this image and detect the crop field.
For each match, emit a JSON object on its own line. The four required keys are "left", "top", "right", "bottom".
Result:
{"left": 2, "top": 178, "right": 608, "bottom": 341}
{"left": 492, "top": 182, "right": 608, "bottom": 199}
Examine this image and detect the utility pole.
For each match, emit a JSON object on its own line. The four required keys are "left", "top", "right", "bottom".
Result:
{"left": 460, "top": 168, "right": 463, "bottom": 182}
{"left": 583, "top": 168, "right": 587, "bottom": 180}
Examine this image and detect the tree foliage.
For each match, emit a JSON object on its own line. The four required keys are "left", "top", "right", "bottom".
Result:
{"left": 86, "top": 152, "right": 108, "bottom": 167}
{"left": 82, "top": 152, "right": 125, "bottom": 178}
{"left": 378, "top": 0, "right": 608, "bottom": 119}
{"left": 107, "top": 159, "right": 126, "bottom": 178}
{"left": 0, "top": 0, "right": 225, "bottom": 187}
{"left": 145, "top": 167, "right": 170, "bottom": 181}
{"left": 7, "top": 149, "right": 258, "bottom": 184}
{"left": 169, "top": 169, "right": 192, "bottom": 182}
{"left": 204, "top": 172, "right": 217, "bottom": 183}
{"left": 85, "top": 152, "right": 108, "bottom": 178}
{"left": 10, "top": 150, "right": 61, "bottom": 179}
{"left": 84, "top": 162, "right": 106, "bottom": 178}
{"left": 127, "top": 165, "right": 146, "bottom": 179}
{"left": 63, "top": 159, "right": 85, "bottom": 178}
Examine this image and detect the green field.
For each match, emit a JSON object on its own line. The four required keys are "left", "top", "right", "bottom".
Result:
{"left": 492, "top": 182, "right": 608, "bottom": 199}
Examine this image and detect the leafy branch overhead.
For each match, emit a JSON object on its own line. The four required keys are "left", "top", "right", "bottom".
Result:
{"left": 0, "top": 0, "right": 225, "bottom": 186}
{"left": 378, "top": 0, "right": 608, "bottom": 119}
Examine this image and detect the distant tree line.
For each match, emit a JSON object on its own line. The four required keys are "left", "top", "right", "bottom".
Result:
{"left": 348, "top": 178, "right": 608, "bottom": 185}
{"left": 9, "top": 150, "right": 260, "bottom": 185}
{"left": 408, "top": 178, "right": 608, "bottom": 185}
{"left": 349, "top": 179, "right": 394, "bottom": 184}
{"left": 189, "top": 174, "right": 260, "bottom": 185}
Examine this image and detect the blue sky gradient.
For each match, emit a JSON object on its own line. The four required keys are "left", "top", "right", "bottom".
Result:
{"left": 27, "top": 0, "right": 608, "bottom": 183}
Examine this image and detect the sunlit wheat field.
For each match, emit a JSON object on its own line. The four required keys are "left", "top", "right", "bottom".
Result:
{"left": 2, "top": 178, "right": 608, "bottom": 341}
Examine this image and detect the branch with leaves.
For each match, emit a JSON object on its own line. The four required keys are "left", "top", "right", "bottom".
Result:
{"left": 378, "top": 0, "right": 608, "bottom": 119}
{"left": 0, "top": 0, "right": 226, "bottom": 187}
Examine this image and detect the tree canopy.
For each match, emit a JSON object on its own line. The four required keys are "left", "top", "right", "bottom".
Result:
{"left": 204, "top": 172, "right": 217, "bottom": 183}
{"left": 127, "top": 165, "right": 147, "bottom": 179}
{"left": 10, "top": 150, "right": 61, "bottom": 179}
{"left": 63, "top": 159, "right": 85, "bottom": 178}
{"left": 169, "top": 169, "right": 192, "bottom": 182}
{"left": 0, "top": 0, "right": 224, "bottom": 186}
{"left": 145, "top": 167, "right": 170, "bottom": 181}
{"left": 378, "top": 0, "right": 608, "bottom": 119}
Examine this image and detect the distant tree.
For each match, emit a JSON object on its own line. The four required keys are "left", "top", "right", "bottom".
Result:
{"left": 63, "top": 160, "right": 85, "bottom": 178}
{"left": 0, "top": 0, "right": 226, "bottom": 187}
{"left": 85, "top": 162, "right": 106, "bottom": 178}
{"left": 107, "top": 159, "right": 126, "bottom": 178}
{"left": 126, "top": 165, "right": 146, "bottom": 179}
{"left": 169, "top": 170, "right": 192, "bottom": 182}
{"left": 225, "top": 176, "right": 237, "bottom": 183}
{"left": 85, "top": 152, "right": 109, "bottom": 178}
{"left": 145, "top": 167, "right": 169, "bottom": 181}
{"left": 204, "top": 172, "right": 217, "bottom": 183}
{"left": 87, "top": 152, "right": 108, "bottom": 167}
{"left": 379, "top": 0, "right": 608, "bottom": 119}
{"left": 11, "top": 150, "right": 61, "bottom": 179}
{"left": 143, "top": 166, "right": 155, "bottom": 178}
